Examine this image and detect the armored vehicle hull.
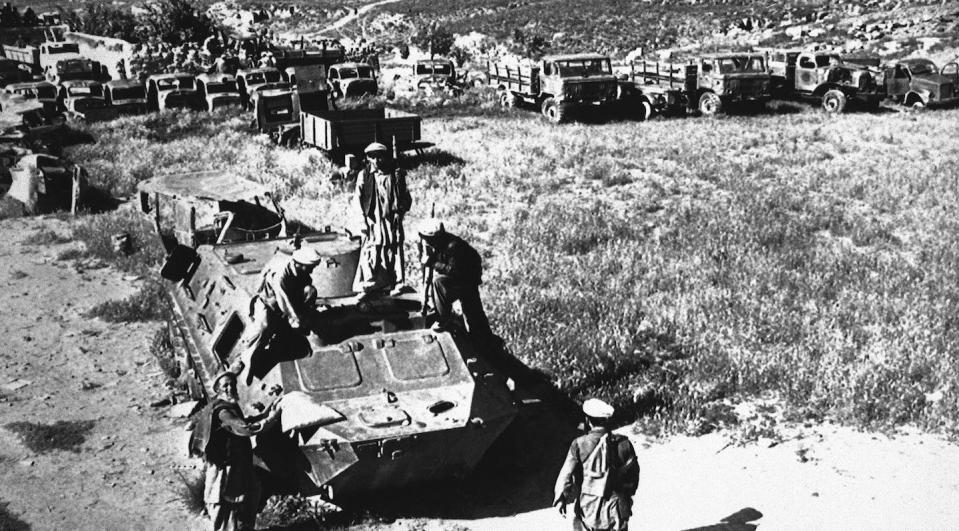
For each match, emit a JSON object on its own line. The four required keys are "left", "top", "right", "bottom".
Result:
{"left": 160, "top": 230, "right": 518, "bottom": 502}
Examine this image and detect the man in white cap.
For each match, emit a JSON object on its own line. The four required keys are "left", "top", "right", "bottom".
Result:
{"left": 554, "top": 398, "right": 640, "bottom": 531}
{"left": 353, "top": 141, "right": 411, "bottom": 295}
{"left": 417, "top": 218, "right": 492, "bottom": 340}
{"left": 235, "top": 246, "right": 322, "bottom": 375}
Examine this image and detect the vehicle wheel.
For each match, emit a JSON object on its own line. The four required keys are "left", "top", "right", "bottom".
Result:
{"left": 698, "top": 92, "right": 722, "bottom": 115}
{"left": 822, "top": 89, "right": 847, "bottom": 114}
{"left": 637, "top": 100, "right": 653, "bottom": 121}
{"left": 541, "top": 97, "right": 567, "bottom": 124}
{"left": 910, "top": 100, "right": 926, "bottom": 112}
{"left": 499, "top": 90, "right": 518, "bottom": 108}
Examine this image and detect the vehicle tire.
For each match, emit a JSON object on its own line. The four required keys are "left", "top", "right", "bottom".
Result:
{"left": 822, "top": 89, "right": 847, "bottom": 114}
{"left": 638, "top": 100, "right": 653, "bottom": 121}
{"left": 499, "top": 90, "right": 518, "bottom": 108}
{"left": 698, "top": 92, "right": 722, "bottom": 115}
{"left": 910, "top": 99, "right": 926, "bottom": 112}
{"left": 541, "top": 97, "right": 567, "bottom": 124}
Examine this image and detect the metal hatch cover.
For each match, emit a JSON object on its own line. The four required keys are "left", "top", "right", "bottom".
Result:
{"left": 382, "top": 335, "right": 450, "bottom": 381}
{"left": 296, "top": 347, "right": 362, "bottom": 391}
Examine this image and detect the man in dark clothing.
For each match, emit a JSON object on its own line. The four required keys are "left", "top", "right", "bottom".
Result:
{"left": 554, "top": 399, "right": 640, "bottom": 531}
{"left": 204, "top": 371, "right": 280, "bottom": 531}
{"left": 417, "top": 219, "right": 492, "bottom": 340}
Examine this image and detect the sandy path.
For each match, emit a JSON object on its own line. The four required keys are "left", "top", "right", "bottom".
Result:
{"left": 0, "top": 216, "right": 205, "bottom": 531}
{"left": 445, "top": 423, "right": 959, "bottom": 531}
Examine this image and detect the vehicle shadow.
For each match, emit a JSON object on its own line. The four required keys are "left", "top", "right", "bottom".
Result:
{"left": 357, "top": 347, "right": 583, "bottom": 520}
{"left": 682, "top": 507, "right": 764, "bottom": 531}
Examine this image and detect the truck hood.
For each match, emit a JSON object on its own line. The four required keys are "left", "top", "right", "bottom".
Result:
{"left": 913, "top": 74, "right": 955, "bottom": 87}
{"left": 561, "top": 74, "right": 618, "bottom": 83}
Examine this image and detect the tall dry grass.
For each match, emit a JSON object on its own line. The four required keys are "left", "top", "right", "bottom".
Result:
{"left": 64, "top": 100, "right": 959, "bottom": 434}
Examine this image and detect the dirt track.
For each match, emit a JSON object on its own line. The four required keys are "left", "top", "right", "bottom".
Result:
{"left": 1, "top": 215, "right": 958, "bottom": 530}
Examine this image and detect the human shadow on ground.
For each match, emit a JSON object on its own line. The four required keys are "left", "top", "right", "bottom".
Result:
{"left": 348, "top": 344, "right": 583, "bottom": 520}
{"left": 400, "top": 148, "right": 466, "bottom": 170}
{"left": 682, "top": 507, "right": 764, "bottom": 531}
{"left": 0, "top": 499, "right": 30, "bottom": 531}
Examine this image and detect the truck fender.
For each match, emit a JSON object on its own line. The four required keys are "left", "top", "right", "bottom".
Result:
{"left": 904, "top": 90, "right": 929, "bottom": 108}
{"left": 812, "top": 83, "right": 850, "bottom": 98}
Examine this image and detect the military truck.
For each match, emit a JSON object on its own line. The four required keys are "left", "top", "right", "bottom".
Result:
{"left": 488, "top": 53, "right": 619, "bottom": 123}
{"left": 328, "top": 62, "right": 378, "bottom": 99}
{"left": 402, "top": 58, "right": 463, "bottom": 96}
{"left": 0, "top": 58, "right": 32, "bottom": 87}
{"left": 3, "top": 153, "right": 84, "bottom": 215}
{"left": 146, "top": 73, "right": 200, "bottom": 112}
{"left": 281, "top": 64, "right": 328, "bottom": 113}
{"left": 253, "top": 89, "right": 306, "bottom": 147}
{"left": 299, "top": 108, "right": 428, "bottom": 158}
{"left": 4, "top": 41, "right": 104, "bottom": 83}
{"left": 883, "top": 58, "right": 959, "bottom": 109}
{"left": 196, "top": 73, "right": 242, "bottom": 112}
{"left": 765, "top": 48, "right": 885, "bottom": 113}
{"left": 623, "top": 53, "right": 771, "bottom": 116}
{"left": 57, "top": 79, "right": 118, "bottom": 122}
{"left": 104, "top": 79, "right": 147, "bottom": 115}
{"left": 154, "top": 218, "right": 518, "bottom": 501}
{"left": 236, "top": 67, "right": 282, "bottom": 109}
{"left": 137, "top": 171, "right": 291, "bottom": 249}
{"left": 2, "top": 81, "right": 57, "bottom": 113}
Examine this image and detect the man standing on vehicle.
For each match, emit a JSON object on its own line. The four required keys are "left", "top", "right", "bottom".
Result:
{"left": 203, "top": 370, "right": 279, "bottom": 531}
{"left": 354, "top": 142, "right": 411, "bottom": 296}
{"left": 417, "top": 219, "right": 492, "bottom": 341}
{"left": 554, "top": 399, "right": 640, "bottom": 531}
{"left": 234, "top": 246, "right": 322, "bottom": 376}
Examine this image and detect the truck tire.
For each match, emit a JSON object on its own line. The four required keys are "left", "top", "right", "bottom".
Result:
{"left": 499, "top": 90, "right": 518, "bottom": 108}
{"left": 698, "top": 92, "right": 722, "bottom": 115}
{"left": 541, "top": 97, "right": 567, "bottom": 124}
{"left": 822, "top": 89, "right": 847, "bottom": 114}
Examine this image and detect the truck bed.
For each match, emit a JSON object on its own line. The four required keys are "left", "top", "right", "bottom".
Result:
{"left": 299, "top": 107, "right": 422, "bottom": 153}
{"left": 628, "top": 60, "right": 695, "bottom": 89}
{"left": 488, "top": 61, "right": 540, "bottom": 96}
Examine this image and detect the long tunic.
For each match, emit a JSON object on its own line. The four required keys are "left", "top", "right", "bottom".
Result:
{"left": 554, "top": 428, "right": 640, "bottom": 531}
{"left": 353, "top": 166, "right": 411, "bottom": 287}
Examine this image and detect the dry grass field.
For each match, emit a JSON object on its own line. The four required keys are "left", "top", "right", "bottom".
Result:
{"left": 62, "top": 97, "right": 959, "bottom": 438}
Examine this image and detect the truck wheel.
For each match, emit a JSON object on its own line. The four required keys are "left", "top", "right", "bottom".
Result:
{"left": 499, "top": 90, "right": 518, "bottom": 108}
{"left": 698, "top": 92, "right": 722, "bottom": 115}
{"left": 541, "top": 98, "right": 567, "bottom": 124}
{"left": 822, "top": 89, "right": 847, "bottom": 114}
{"left": 638, "top": 100, "right": 653, "bottom": 121}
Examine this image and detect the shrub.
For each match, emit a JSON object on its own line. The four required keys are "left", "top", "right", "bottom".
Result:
{"left": 61, "top": 1, "right": 139, "bottom": 43}
{"left": 85, "top": 280, "right": 169, "bottom": 323}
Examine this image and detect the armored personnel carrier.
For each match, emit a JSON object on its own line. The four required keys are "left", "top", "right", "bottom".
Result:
{"left": 158, "top": 222, "right": 518, "bottom": 501}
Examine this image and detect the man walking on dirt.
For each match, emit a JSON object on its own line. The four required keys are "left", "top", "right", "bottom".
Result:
{"left": 554, "top": 399, "right": 640, "bottom": 531}
{"left": 353, "top": 142, "right": 411, "bottom": 296}
{"left": 203, "top": 370, "right": 279, "bottom": 531}
{"left": 417, "top": 219, "right": 492, "bottom": 341}
{"left": 234, "top": 246, "right": 322, "bottom": 375}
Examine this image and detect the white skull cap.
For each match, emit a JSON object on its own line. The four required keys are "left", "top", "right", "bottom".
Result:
{"left": 292, "top": 246, "right": 323, "bottom": 266}
{"left": 417, "top": 218, "right": 446, "bottom": 239}
{"left": 582, "top": 398, "right": 615, "bottom": 419}
{"left": 364, "top": 142, "right": 388, "bottom": 154}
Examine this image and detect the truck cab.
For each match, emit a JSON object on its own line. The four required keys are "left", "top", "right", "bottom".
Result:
{"left": 57, "top": 79, "right": 117, "bottom": 121}
{"left": 146, "top": 73, "right": 200, "bottom": 112}
{"left": 410, "top": 58, "right": 459, "bottom": 94}
{"left": 196, "top": 73, "right": 242, "bottom": 111}
{"left": 691, "top": 53, "right": 770, "bottom": 113}
{"left": 0, "top": 59, "right": 33, "bottom": 87}
{"left": 282, "top": 64, "right": 328, "bottom": 112}
{"left": 766, "top": 49, "right": 884, "bottom": 113}
{"left": 3, "top": 80, "right": 57, "bottom": 111}
{"left": 328, "top": 62, "right": 377, "bottom": 99}
{"left": 884, "top": 58, "right": 959, "bottom": 109}
{"left": 236, "top": 67, "right": 282, "bottom": 109}
{"left": 104, "top": 79, "right": 147, "bottom": 115}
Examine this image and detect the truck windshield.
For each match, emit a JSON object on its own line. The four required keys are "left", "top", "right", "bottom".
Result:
{"left": 157, "top": 77, "right": 195, "bottom": 90}
{"left": 339, "top": 66, "right": 374, "bottom": 79}
{"left": 715, "top": 56, "right": 766, "bottom": 73}
{"left": 815, "top": 55, "right": 842, "bottom": 68}
{"left": 416, "top": 63, "right": 452, "bottom": 76}
{"left": 556, "top": 59, "right": 611, "bottom": 77}
{"left": 35, "top": 86, "right": 56, "bottom": 99}
{"left": 207, "top": 81, "right": 238, "bottom": 94}
{"left": 47, "top": 43, "right": 80, "bottom": 55}
{"left": 908, "top": 62, "right": 935, "bottom": 75}
{"left": 112, "top": 86, "right": 145, "bottom": 100}
{"left": 68, "top": 85, "right": 103, "bottom": 97}
{"left": 246, "top": 71, "right": 281, "bottom": 85}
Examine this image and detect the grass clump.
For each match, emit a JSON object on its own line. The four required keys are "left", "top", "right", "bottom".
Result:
{"left": 5, "top": 420, "right": 96, "bottom": 454}
{"left": 86, "top": 280, "right": 169, "bottom": 323}
{"left": 28, "top": 228, "right": 73, "bottom": 245}
{"left": 174, "top": 470, "right": 206, "bottom": 515}
{"left": 0, "top": 500, "right": 29, "bottom": 531}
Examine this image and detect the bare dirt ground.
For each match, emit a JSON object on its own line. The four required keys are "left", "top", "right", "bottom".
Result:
{"left": 0, "top": 215, "right": 205, "bottom": 531}
{"left": 1, "top": 215, "right": 958, "bottom": 531}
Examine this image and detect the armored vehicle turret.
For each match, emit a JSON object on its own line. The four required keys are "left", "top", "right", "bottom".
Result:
{"left": 154, "top": 185, "right": 517, "bottom": 501}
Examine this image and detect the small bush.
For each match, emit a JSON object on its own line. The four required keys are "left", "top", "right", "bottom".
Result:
{"left": 28, "top": 229, "right": 72, "bottom": 245}
{"left": 174, "top": 470, "right": 206, "bottom": 515}
{"left": 150, "top": 325, "right": 180, "bottom": 381}
{"left": 5, "top": 420, "right": 96, "bottom": 454}
{"left": 0, "top": 500, "right": 29, "bottom": 531}
{"left": 86, "top": 281, "right": 169, "bottom": 323}
{"left": 57, "top": 248, "right": 86, "bottom": 262}
{"left": 9, "top": 270, "right": 27, "bottom": 280}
